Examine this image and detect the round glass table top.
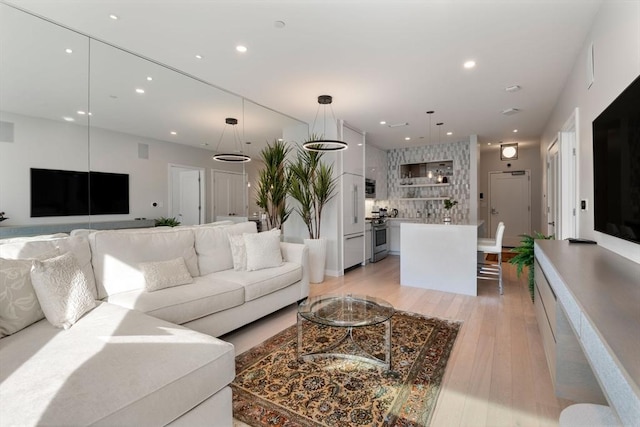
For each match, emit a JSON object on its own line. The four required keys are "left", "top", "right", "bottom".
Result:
{"left": 298, "top": 294, "right": 395, "bottom": 327}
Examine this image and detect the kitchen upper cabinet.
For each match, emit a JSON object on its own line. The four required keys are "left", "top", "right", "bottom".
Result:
{"left": 365, "top": 144, "right": 388, "bottom": 200}
{"left": 341, "top": 122, "right": 365, "bottom": 176}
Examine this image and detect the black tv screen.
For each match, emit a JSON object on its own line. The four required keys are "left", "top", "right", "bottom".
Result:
{"left": 592, "top": 74, "right": 640, "bottom": 244}
{"left": 30, "top": 168, "right": 129, "bottom": 217}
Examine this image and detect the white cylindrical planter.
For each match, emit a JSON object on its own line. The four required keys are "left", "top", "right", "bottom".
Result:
{"left": 559, "top": 404, "right": 621, "bottom": 427}
{"left": 304, "top": 238, "right": 327, "bottom": 284}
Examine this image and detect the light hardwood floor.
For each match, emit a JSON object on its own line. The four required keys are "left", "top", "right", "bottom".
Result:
{"left": 224, "top": 255, "right": 573, "bottom": 426}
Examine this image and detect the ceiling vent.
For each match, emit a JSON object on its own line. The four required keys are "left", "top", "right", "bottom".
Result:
{"left": 501, "top": 108, "right": 520, "bottom": 116}
{"left": 387, "top": 122, "right": 409, "bottom": 128}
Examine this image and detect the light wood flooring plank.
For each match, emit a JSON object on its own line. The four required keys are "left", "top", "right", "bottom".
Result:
{"left": 225, "top": 256, "right": 572, "bottom": 426}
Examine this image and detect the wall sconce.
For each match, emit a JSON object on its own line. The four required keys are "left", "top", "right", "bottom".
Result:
{"left": 500, "top": 143, "right": 518, "bottom": 160}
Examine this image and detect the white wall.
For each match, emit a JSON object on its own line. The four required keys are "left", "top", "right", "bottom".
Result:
{"left": 540, "top": 1, "right": 640, "bottom": 263}
{"left": 0, "top": 112, "right": 243, "bottom": 226}
{"left": 479, "top": 143, "right": 542, "bottom": 238}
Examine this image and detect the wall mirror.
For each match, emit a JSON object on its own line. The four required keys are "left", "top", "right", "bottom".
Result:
{"left": 0, "top": 4, "right": 307, "bottom": 237}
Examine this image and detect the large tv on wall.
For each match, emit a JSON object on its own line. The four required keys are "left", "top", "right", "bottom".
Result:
{"left": 30, "top": 168, "right": 129, "bottom": 217}
{"left": 592, "top": 74, "right": 640, "bottom": 244}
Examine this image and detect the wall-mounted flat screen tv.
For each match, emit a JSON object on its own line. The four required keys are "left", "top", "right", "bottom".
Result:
{"left": 592, "top": 74, "right": 640, "bottom": 244}
{"left": 30, "top": 168, "right": 129, "bottom": 217}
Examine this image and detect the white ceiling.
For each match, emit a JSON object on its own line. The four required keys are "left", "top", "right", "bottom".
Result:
{"left": 4, "top": 0, "right": 603, "bottom": 151}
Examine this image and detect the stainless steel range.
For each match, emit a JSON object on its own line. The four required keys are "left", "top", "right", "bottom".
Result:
{"left": 370, "top": 218, "right": 389, "bottom": 262}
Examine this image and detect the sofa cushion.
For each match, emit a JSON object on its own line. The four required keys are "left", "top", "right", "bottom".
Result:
{"left": 244, "top": 229, "right": 283, "bottom": 271}
{"left": 140, "top": 257, "right": 193, "bottom": 292}
{"left": 31, "top": 252, "right": 96, "bottom": 329}
{"left": 210, "top": 261, "right": 302, "bottom": 302}
{"left": 195, "top": 221, "right": 256, "bottom": 275}
{"left": 105, "top": 275, "right": 244, "bottom": 325}
{"left": 89, "top": 229, "right": 199, "bottom": 299}
{"left": 0, "top": 302, "right": 235, "bottom": 426}
{"left": 0, "top": 236, "right": 98, "bottom": 299}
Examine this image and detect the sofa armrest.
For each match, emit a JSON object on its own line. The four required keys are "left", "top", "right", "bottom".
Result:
{"left": 280, "top": 242, "right": 309, "bottom": 299}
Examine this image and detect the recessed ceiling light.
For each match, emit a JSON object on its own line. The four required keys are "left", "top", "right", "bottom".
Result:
{"left": 236, "top": 45, "right": 247, "bottom": 53}
{"left": 502, "top": 108, "right": 520, "bottom": 116}
{"left": 446, "top": 131, "right": 453, "bottom": 136}
{"left": 463, "top": 60, "right": 476, "bottom": 69}
{"left": 357, "top": 143, "right": 363, "bottom": 146}
{"left": 195, "top": 54, "right": 203, "bottom": 59}
{"left": 170, "top": 131, "right": 177, "bottom": 135}
{"left": 505, "top": 85, "right": 521, "bottom": 92}
{"left": 65, "top": 48, "right": 73, "bottom": 54}
{"left": 380, "top": 121, "right": 386, "bottom": 125}
{"left": 63, "top": 116, "right": 75, "bottom": 122}
{"left": 77, "top": 110, "right": 86, "bottom": 115}
{"left": 135, "top": 88, "right": 145, "bottom": 94}
{"left": 404, "top": 137, "right": 411, "bottom": 141}
{"left": 513, "top": 129, "right": 518, "bottom": 133}
{"left": 146, "top": 76, "right": 153, "bottom": 81}
{"left": 109, "top": 14, "right": 119, "bottom": 20}
{"left": 487, "top": 142, "right": 492, "bottom": 146}
{"left": 277, "top": 138, "right": 284, "bottom": 142}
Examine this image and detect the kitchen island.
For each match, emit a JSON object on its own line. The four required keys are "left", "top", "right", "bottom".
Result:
{"left": 400, "top": 219, "right": 484, "bottom": 296}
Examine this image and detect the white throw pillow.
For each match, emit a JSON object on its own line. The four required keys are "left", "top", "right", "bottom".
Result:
{"left": 244, "top": 229, "right": 283, "bottom": 271}
{"left": 0, "top": 249, "right": 59, "bottom": 337}
{"left": 30, "top": 252, "right": 96, "bottom": 329}
{"left": 140, "top": 257, "right": 193, "bottom": 292}
{"left": 228, "top": 233, "right": 247, "bottom": 271}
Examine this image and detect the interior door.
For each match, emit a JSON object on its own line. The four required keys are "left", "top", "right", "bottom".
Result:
{"left": 178, "top": 170, "right": 201, "bottom": 225}
{"left": 212, "top": 170, "right": 246, "bottom": 220}
{"left": 489, "top": 170, "right": 531, "bottom": 247}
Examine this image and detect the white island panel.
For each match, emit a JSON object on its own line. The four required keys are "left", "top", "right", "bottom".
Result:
{"left": 400, "top": 221, "right": 480, "bottom": 296}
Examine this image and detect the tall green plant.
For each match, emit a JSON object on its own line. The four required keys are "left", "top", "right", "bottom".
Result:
{"left": 288, "top": 141, "right": 338, "bottom": 239}
{"left": 509, "top": 232, "right": 553, "bottom": 301}
{"left": 255, "top": 140, "right": 291, "bottom": 230}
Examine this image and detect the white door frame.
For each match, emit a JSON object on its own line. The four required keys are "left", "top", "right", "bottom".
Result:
{"left": 546, "top": 108, "right": 578, "bottom": 239}
{"left": 168, "top": 164, "right": 205, "bottom": 224}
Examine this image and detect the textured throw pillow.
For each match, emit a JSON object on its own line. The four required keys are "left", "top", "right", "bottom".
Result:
{"left": 228, "top": 233, "right": 247, "bottom": 271}
{"left": 244, "top": 229, "right": 283, "bottom": 271}
{"left": 140, "top": 257, "right": 193, "bottom": 292}
{"left": 30, "top": 252, "right": 96, "bottom": 329}
{"left": 0, "top": 249, "right": 59, "bottom": 337}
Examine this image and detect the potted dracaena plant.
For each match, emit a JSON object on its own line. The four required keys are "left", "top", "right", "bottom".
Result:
{"left": 255, "top": 139, "right": 292, "bottom": 231}
{"left": 288, "top": 139, "right": 338, "bottom": 283}
{"left": 509, "top": 232, "right": 554, "bottom": 301}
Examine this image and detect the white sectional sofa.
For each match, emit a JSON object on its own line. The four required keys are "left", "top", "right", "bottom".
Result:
{"left": 0, "top": 221, "right": 309, "bottom": 426}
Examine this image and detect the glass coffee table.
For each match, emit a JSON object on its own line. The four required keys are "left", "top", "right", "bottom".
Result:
{"left": 297, "top": 294, "right": 395, "bottom": 369}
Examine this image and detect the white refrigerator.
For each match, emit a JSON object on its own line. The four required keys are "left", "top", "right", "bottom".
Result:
{"left": 343, "top": 172, "right": 365, "bottom": 270}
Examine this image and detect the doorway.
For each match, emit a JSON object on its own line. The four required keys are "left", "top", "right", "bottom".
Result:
{"left": 211, "top": 170, "right": 247, "bottom": 220}
{"left": 488, "top": 170, "right": 531, "bottom": 247}
{"left": 547, "top": 141, "right": 559, "bottom": 237}
{"left": 168, "top": 164, "right": 205, "bottom": 226}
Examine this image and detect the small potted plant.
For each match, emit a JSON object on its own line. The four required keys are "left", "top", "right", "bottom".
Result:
{"left": 509, "top": 232, "right": 553, "bottom": 301}
{"left": 155, "top": 216, "right": 181, "bottom": 227}
{"left": 443, "top": 199, "right": 457, "bottom": 223}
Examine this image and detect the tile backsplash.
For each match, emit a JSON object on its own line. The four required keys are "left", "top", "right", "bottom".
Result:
{"left": 368, "top": 140, "right": 471, "bottom": 221}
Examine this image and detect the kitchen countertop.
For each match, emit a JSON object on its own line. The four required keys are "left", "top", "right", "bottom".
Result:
{"left": 387, "top": 217, "right": 483, "bottom": 226}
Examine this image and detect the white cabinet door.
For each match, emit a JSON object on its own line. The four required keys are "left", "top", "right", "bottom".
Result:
{"left": 342, "top": 122, "right": 365, "bottom": 176}
{"left": 342, "top": 172, "right": 365, "bottom": 236}
{"left": 389, "top": 222, "right": 401, "bottom": 253}
{"left": 365, "top": 223, "right": 372, "bottom": 261}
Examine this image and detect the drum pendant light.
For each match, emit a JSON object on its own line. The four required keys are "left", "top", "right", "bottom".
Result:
{"left": 212, "top": 117, "right": 251, "bottom": 163}
{"left": 303, "top": 95, "right": 348, "bottom": 152}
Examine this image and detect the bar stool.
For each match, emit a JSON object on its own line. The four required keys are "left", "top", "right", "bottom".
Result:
{"left": 477, "top": 221, "right": 505, "bottom": 294}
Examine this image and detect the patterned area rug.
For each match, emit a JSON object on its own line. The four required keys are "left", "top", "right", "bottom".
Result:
{"left": 232, "top": 310, "right": 461, "bottom": 427}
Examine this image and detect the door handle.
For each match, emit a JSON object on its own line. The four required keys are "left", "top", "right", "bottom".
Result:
{"left": 353, "top": 185, "right": 358, "bottom": 224}
{"left": 548, "top": 221, "right": 555, "bottom": 226}
{"left": 490, "top": 208, "right": 499, "bottom": 215}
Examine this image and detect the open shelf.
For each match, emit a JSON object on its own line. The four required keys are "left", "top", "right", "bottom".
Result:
{"left": 399, "top": 183, "right": 450, "bottom": 188}
{"left": 396, "top": 197, "right": 450, "bottom": 201}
